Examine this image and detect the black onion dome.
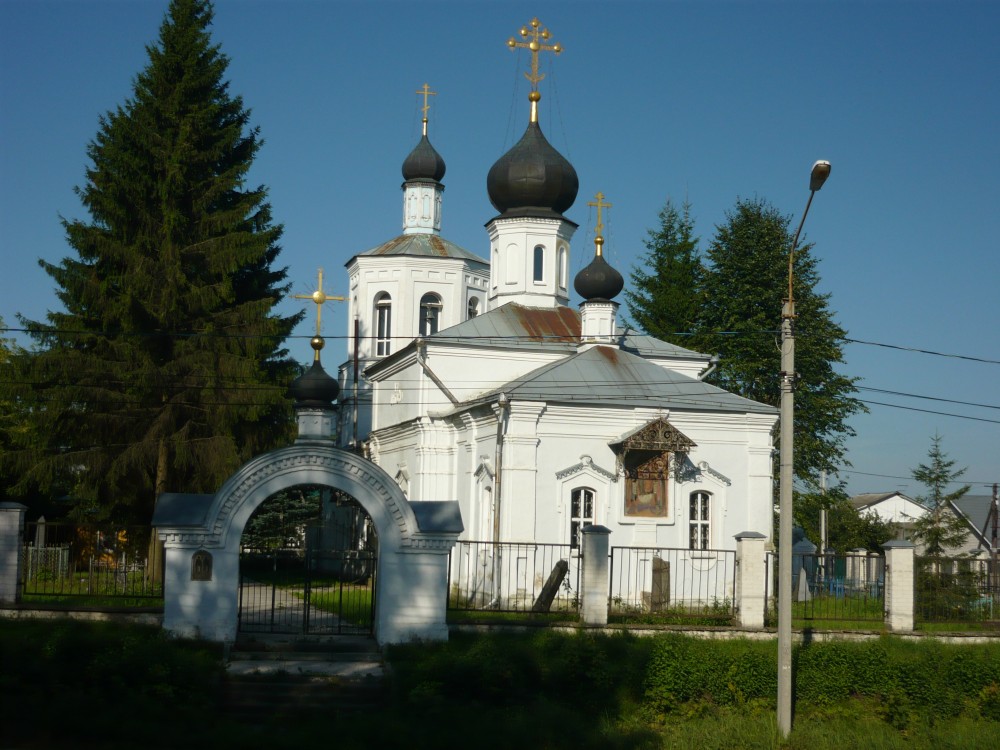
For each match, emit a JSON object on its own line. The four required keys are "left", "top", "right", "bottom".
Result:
{"left": 574, "top": 253, "right": 624, "bottom": 302}
{"left": 487, "top": 122, "right": 578, "bottom": 218}
{"left": 290, "top": 359, "right": 340, "bottom": 408}
{"left": 402, "top": 135, "right": 446, "bottom": 183}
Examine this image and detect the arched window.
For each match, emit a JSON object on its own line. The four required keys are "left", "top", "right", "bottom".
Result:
{"left": 557, "top": 246, "right": 567, "bottom": 288}
{"left": 570, "top": 487, "right": 595, "bottom": 549}
{"left": 467, "top": 296, "right": 480, "bottom": 320}
{"left": 533, "top": 245, "right": 545, "bottom": 282}
{"left": 374, "top": 292, "right": 392, "bottom": 357}
{"left": 419, "top": 293, "right": 442, "bottom": 336}
{"left": 689, "top": 491, "right": 711, "bottom": 550}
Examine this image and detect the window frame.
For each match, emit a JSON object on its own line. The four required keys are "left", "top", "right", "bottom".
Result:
{"left": 419, "top": 292, "right": 443, "bottom": 336}
{"left": 374, "top": 292, "right": 392, "bottom": 357}
{"left": 689, "top": 491, "right": 711, "bottom": 550}
{"left": 570, "top": 487, "right": 596, "bottom": 550}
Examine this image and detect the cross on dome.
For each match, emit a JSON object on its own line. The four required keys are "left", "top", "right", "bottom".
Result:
{"left": 415, "top": 83, "right": 437, "bottom": 136}
{"left": 507, "top": 17, "right": 563, "bottom": 123}
{"left": 292, "top": 268, "right": 346, "bottom": 359}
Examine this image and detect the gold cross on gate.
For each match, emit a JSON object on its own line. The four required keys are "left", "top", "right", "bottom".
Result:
{"left": 507, "top": 17, "right": 562, "bottom": 90}
{"left": 292, "top": 268, "right": 346, "bottom": 339}
{"left": 587, "top": 192, "right": 612, "bottom": 238}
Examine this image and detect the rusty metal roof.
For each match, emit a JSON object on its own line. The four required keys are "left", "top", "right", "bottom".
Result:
{"left": 351, "top": 233, "right": 487, "bottom": 265}
{"left": 427, "top": 303, "right": 581, "bottom": 350}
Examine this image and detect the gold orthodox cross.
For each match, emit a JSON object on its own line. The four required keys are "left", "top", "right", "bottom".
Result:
{"left": 507, "top": 17, "right": 562, "bottom": 91}
{"left": 416, "top": 83, "right": 436, "bottom": 136}
{"left": 588, "top": 192, "right": 612, "bottom": 257}
{"left": 293, "top": 268, "right": 346, "bottom": 356}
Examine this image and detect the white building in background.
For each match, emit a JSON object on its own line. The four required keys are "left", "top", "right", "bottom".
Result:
{"left": 331, "top": 27, "right": 777, "bottom": 566}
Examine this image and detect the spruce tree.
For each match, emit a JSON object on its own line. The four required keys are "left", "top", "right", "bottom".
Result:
{"left": 911, "top": 433, "right": 971, "bottom": 556}
{"left": 5, "top": 0, "right": 301, "bottom": 524}
{"left": 693, "top": 197, "right": 864, "bottom": 487}
{"left": 624, "top": 199, "right": 702, "bottom": 347}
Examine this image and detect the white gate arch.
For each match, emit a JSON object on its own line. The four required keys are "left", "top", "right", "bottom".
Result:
{"left": 154, "top": 441, "right": 462, "bottom": 646}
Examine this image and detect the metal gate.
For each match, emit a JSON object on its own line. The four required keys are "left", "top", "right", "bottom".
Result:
{"left": 237, "top": 491, "right": 377, "bottom": 637}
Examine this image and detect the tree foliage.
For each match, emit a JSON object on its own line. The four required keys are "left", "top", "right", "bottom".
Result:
{"left": 910, "top": 433, "right": 971, "bottom": 556}
{"left": 691, "top": 197, "right": 865, "bottom": 488}
{"left": 623, "top": 199, "right": 702, "bottom": 347}
{"left": 3, "top": 0, "right": 301, "bottom": 523}
{"left": 794, "top": 486, "right": 897, "bottom": 552}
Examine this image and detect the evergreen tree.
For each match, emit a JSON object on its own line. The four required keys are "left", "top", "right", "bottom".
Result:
{"left": 624, "top": 199, "right": 702, "bottom": 347}
{"left": 4, "top": 0, "right": 301, "bottom": 524}
{"left": 693, "top": 197, "right": 864, "bottom": 488}
{"left": 911, "top": 433, "right": 971, "bottom": 556}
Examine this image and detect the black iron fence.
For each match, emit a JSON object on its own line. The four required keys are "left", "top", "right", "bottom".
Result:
{"left": 20, "top": 522, "right": 162, "bottom": 602}
{"left": 238, "top": 546, "right": 376, "bottom": 636}
{"left": 609, "top": 546, "right": 736, "bottom": 624}
{"left": 915, "top": 555, "right": 999, "bottom": 627}
{"left": 448, "top": 540, "right": 579, "bottom": 614}
{"left": 765, "top": 550, "right": 885, "bottom": 626}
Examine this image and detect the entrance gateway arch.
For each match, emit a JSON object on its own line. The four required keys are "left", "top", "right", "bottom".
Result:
{"left": 152, "top": 352, "right": 463, "bottom": 646}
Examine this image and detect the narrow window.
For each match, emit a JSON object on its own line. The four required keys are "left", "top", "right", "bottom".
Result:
{"left": 533, "top": 245, "right": 545, "bottom": 282}
{"left": 689, "top": 492, "right": 711, "bottom": 550}
{"left": 419, "top": 293, "right": 442, "bottom": 336}
{"left": 374, "top": 292, "right": 392, "bottom": 357}
{"left": 557, "top": 246, "right": 567, "bottom": 288}
{"left": 467, "top": 296, "right": 480, "bottom": 319}
{"left": 570, "top": 487, "right": 596, "bottom": 550}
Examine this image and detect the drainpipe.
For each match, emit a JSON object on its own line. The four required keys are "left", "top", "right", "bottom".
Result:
{"left": 492, "top": 392, "right": 509, "bottom": 606}
{"left": 699, "top": 355, "right": 720, "bottom": 381}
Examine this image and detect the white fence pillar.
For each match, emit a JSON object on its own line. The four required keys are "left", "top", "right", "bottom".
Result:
{"left": 0, "top": 503, "right": 27, "bottom": 604}
{"left": 580, "top": 525, "right": 611, "bottom": 626}
{"left": 735, "top": 531, "right": 767, "bottom": 629}
{"left": 882, "top": 539, "right": 915, "bottom": 632}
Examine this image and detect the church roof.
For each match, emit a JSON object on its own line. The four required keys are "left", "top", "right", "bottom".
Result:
{"left": 619, "top": 331, "right": 710, "bottom": 362}
{"left": 429, "top": 303, "right": 581, "bottom": 351}
{"left": 469, "top": 344, "right": 776, "bottom": 414}
{"left": 350, "top": 234, "right": 487, "bottom": 265}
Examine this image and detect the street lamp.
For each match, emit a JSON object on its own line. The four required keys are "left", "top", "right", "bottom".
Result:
{"left": 777, "top": 159, "right": 831, "bottom": 737}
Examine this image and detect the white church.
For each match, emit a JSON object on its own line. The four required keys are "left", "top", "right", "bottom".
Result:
{"left": 328, "top": 20, "right": 777, "bottom": 557}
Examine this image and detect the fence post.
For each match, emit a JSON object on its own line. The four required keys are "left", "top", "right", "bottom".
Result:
{"left": 580, "top": 525, "right": 611, "bottom": 626}
{"left": 735, "top": 531, "right": 767, "bottom": 629}
{"left": 0, "top": 503, "right": 28, "bottom": 605}
{"left": 881, "top": 539, "right": 915, "bottom": 632}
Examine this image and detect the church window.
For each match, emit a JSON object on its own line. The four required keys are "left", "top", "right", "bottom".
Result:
{"left": 533, "top": 245, "right": 545, "bottom": 282}
{"left": 570, "top": 487, "right": 595, "bottom": 549}
{"left": 374, "top": 292, "right": 392, "bottom": 357}
{"left": 689, "top": 492, "right": 711, "bottom": 550}
{"left": 558, "top": 246, "right": 567, "bottom": 288}
{"left": 467, "top": 296, "right": 480, "bottom": 319}
{"left": 419, "top": 293, "right": 442, "bottom": 336}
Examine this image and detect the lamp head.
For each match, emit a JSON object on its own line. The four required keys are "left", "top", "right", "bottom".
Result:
{"left": 810, "top": 160, "right": 831, "bottom": 191}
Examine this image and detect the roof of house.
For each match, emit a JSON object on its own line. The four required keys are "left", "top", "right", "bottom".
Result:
{"left": 952, "top": 494, "right": 998, "bottom": 540}
{"left": 849, "top": 492, "right": 924, "bottom": 511}
{"left": 468, "top": 344, "right": 775, "bottom": 415}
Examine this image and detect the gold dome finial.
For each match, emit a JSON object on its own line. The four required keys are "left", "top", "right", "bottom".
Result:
{"left": 507, "top": 17, "right": 562, "bottom": 123}
{"left": 293, "top": 268, "right": 346, "bottom": 360}
{"left": 416, "top": 82, "right": 437, "bottom": 137}
{"left": 587, "top": 192, "right": 612, "bottom": 257}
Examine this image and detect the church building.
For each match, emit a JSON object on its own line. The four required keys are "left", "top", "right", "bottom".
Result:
{"left": 331, "top": 19, "right": 777, "bottom": 555}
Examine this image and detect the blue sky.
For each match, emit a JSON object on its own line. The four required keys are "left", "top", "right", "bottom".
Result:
{"left": 1, "top": 0, "right": 997, "bottom": 501}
